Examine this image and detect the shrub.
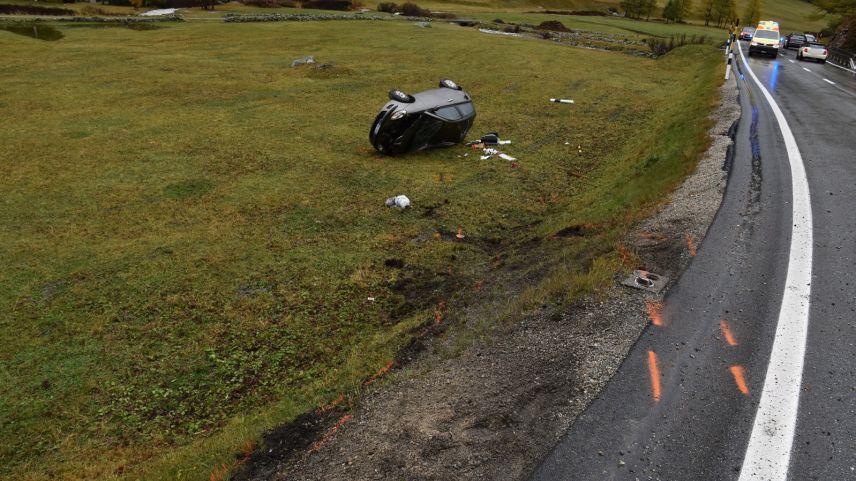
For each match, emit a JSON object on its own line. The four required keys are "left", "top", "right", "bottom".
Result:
{"left": 0, "top": 3, "right": 74, "bottom": 15}
{"left": 240, "top": 0, "right": 297, "bottom": 7}
{"left": 399, "top": 2, "right": 428, "bottom": 16}
{"left": 377, "top": 1, "right": 397, "bottom": 12}
{"left": 302, "top": 0, "right": 352, "bottom": 10}
{"left": 536, "top": 20, "right": 570, "bottom": 32}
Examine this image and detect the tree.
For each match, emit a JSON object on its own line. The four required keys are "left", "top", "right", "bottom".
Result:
{"left": 711, "top": 0, "right": 736, "bottom": 27}
{"left": 663, "top": 0, "right": 678, "bottom": 22}
{"left": 743, "top": 0, "right": 761, "bottom": 26}
{"left": 665, "top": 0, "right": 692, "bottom": 23}
{"left": 641, "top": 0, "right": 657, "bottom": 19}
{"left": 700, "top": 0, "right": 715, "bottom": 26}
{"left": 620, "top": 0, "right": 643, "bottom": 19}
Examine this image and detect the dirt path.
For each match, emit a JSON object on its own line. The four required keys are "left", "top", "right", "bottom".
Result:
{"left": 236, "top": 75, "right": 740, "bottom": 481}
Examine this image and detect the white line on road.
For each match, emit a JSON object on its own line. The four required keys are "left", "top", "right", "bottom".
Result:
{"left": 788, "top": 59, "right": 795, "bottom": 63}
{"left": 826, "top": 61, "right": 856, "bottom": 74}
{"left": 736, "top": 41, "right": 814, "bottom": 481}
{"left": 802, "top": 67, "right": 811, "bottom": 72}
{"left": 823, "top": 78, "right": 836, "bottom": 85}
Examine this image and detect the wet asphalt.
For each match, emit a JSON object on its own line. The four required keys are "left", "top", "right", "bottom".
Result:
{"left": 529, "top": 43, "right": 856, "bottom": 481}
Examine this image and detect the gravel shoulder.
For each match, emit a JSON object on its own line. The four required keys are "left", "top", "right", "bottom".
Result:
{"left": 237, "top": 75, "right": 740, "bottom": 481}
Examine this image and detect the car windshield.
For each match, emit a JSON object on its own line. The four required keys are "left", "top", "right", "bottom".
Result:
{"left": 742, "top": 28, "right": 755, "bottom": 33}
{"left": 808, "top": 42, "right": 825, "bottom": 48}
{"left": 755, "top": 30, "right": 778, "bottom": 40}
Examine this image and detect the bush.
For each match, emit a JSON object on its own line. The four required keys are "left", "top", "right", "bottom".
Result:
{"left": 0, "top": 3, "right": 74, "bottom": 15}
{"left": 240, "top": 0, "right": 297, "bottom": 7}
{"left": 302, "top": 0, "right": 352, "bottom": 10}
{"left": 399, "top": 2, "right": 428, "bottom": 16}
{"left": 536, "top": 20, "right": 570, "bottom": 32}
{"left": 377, "top": 2, "right": 397, "bottom": 13}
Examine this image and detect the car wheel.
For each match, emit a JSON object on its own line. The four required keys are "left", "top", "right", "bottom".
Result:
{"left": 438, "top": 79, "right": 462, "bottom": 90}
{"left": 388, "top": 89, "right": 415, "bottom": 103}
{"left": 797, "top": 53, "right": 802, "bottom": 60}
{"left": 820, "top": 59, "right": 826, "bottom": 64}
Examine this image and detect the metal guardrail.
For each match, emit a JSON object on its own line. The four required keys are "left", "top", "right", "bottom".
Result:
{"left": 827, "top": 46, "right": 856, "bottom": 71}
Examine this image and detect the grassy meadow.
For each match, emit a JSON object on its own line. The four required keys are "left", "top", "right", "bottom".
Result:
{"left": 0, "top": 18, "right": 723, "bottom": 481}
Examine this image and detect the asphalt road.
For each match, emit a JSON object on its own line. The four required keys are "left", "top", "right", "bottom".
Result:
{"left": 529, "top": 43, "right": 856, "bottom": 481}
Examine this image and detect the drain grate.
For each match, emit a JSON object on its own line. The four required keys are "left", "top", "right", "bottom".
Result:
{"left": 621, "top": 270, "right": 669, "bottom": 293}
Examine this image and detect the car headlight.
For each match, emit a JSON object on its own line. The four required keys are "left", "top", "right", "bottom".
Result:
{"left": 391, "top": 110, "right": 407, "bottom": 120}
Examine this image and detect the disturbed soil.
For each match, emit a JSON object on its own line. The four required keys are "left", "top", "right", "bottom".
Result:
{"left": 236, "top": 76, "right": 740, "bottom": 481}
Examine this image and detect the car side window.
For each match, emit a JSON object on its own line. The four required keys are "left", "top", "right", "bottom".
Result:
{"left": 434, "top": 106, "right": 462, "bottom": 121}
{"left": 457, "top": 102, "right": 474, "bottom": 118}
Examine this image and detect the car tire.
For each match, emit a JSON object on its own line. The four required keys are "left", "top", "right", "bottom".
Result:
{"left": 438, "top": 79, "right": 462, "bottom": 90}
{"left": 820, "top": 59, "right": 826, "bottom": 64}
{"left": 388, "top": 89, "right": 415, "bottom": 103}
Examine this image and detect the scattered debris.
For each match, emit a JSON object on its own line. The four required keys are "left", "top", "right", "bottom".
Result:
{"left": 549, "top": 98, "right": 575, "bottom": 104}
{"left": 415, "top": 21, "right": 431, "bottom": 27}
{"left": 291, "top": 55, "right": 316, "bottom": 67}
{"left": 498, "top": 153, "right": 516, "bottom": 161}
{"left": 621, "top": 270, "right": 669, "bottom": 293}
{"left": 455, "top": 227, "right": 465, "bottom": 239}
{"left": 385, "top": 195, "right": 411, "bottom": 209}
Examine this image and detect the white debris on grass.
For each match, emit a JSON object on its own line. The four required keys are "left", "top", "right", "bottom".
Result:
{"left": 385, "top": 195, "right": 411, "bottom": 209}
{"left": 139, "top": 8, "right": 177, "bottom": 16}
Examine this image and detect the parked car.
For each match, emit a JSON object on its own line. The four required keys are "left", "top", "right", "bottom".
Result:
{"left": 369, "top": 80, "right": 476, "bottom": 155}
{"left": 797, "top": 42, "right": 828, "bottom": 63}
{"left": 785, "top": 33, "right": 807, "bottom": 49}
{"left": 739, "top": 26, "right": 755, "bottom": 41}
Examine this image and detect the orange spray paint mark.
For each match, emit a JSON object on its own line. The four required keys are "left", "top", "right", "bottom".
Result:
{"left": 645, "top": 300, "right": 665, "bottom": 327}
{"left": 434, "top": 300, "right": 446, "bottom": 325}
{"left": 364, "top": 360, "right": 395, "bottom": 387}
{"left": 316, "top": 393, "right": 345, "bottom": 414}
{"left": 309, "top": 414, "right": 353, "bottom": 453}
{"left": 209, "top": 463, "right": 230, "bottom": 481}
{"left": 730, "top": 365, "right": 750, "bottom": 395}
{"left": 686, "top": 233, "right": 698, "bottom": 257}
{"left": 647, "top": 350, "right": 662, "bottom": 402}
{"left": 719, "top": 320, "right": 738, "bottom": 346}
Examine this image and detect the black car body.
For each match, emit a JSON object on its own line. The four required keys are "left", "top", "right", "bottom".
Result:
{"left": 786, "top": 33, "right": 807, "bottom": 49}
{"left": 739, "top": 26, "right": 755, "bottom": 40}
{"left": 370, "top": 80, "right": 476, "bottom": 155}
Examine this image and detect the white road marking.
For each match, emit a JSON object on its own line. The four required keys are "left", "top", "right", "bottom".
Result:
{"left": 802, "top": 67, "right": 811, "bottom": 72}
{"left": 824, "top": 78, "right": 836, "bottom": 85}
{"left": 788, "top": 59, "right": 795, "bottom": 63}
{"left": 826, "top": 61, "right": 856, "bottom": 74}
{"left": 736, "top": 41, "right": 814, "bottom": 481}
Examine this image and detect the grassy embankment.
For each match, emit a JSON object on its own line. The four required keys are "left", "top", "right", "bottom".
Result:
{"left": 1, "top": 18, "right": 721, "bottom": 481}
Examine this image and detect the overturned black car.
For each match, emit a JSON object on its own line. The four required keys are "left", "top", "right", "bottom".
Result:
{"left": 369, "top": 79, "right": 476, "bottom": 155}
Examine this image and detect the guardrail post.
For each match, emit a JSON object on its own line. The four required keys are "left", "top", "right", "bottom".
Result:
{"left": 725, "top": 52, "right": 734, "bottom": 80}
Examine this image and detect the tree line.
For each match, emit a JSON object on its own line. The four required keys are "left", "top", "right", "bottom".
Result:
{"left": 619, "top": 0, "right": 763, "bottom": 27}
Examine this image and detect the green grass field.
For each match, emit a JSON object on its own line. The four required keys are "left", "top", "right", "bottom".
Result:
{"left": 2, "top": 16, "right": 722, "bottom": 481}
